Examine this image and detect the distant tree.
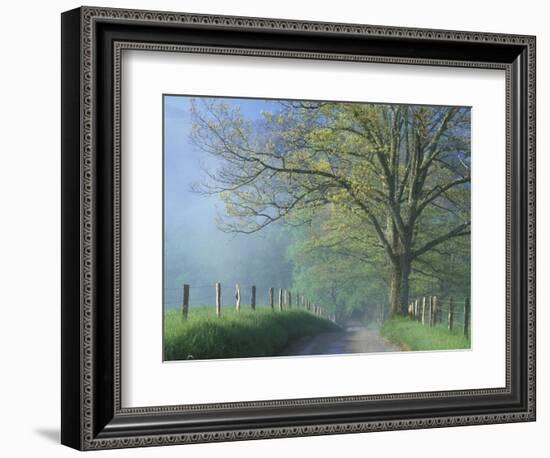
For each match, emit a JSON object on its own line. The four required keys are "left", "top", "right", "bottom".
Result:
{"left": 286, "top": 204, "right": 388, "bottom": 321}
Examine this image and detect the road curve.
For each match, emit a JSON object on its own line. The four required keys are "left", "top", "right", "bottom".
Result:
{"left": 282, "top": 320, "right": 401, "bottom": 356}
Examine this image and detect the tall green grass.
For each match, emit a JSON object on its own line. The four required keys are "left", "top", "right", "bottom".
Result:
{"left": 381, "top": 317, "right": 471, "bottom": 351}
{"left": 164, "top": 306, "right": 339, "bottom": 361}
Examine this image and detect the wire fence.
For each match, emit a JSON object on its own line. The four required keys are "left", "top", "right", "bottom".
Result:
{"left": 407, "top": 295, "right": 471, "bottom": 337}
{"left": 164, "top": 283, "right": 290, "bottom": 308}
{"left": 173, "top": 282, "right": 336, "bottom": 322}
{"left": 167, "top": 283, "right": 470, "bottom": 335}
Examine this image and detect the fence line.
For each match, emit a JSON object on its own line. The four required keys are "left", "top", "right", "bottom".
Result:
{"left": 215, "top": 282, "right": 221, "bottom": 317}
{"left": 408, "top": 295, "right": 470, "bottom": 337}
{"left": 179, "top": 282, "right": 336, "bottom": 323}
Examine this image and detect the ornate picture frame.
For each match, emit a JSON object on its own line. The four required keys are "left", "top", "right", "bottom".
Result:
{"left": 61, "top": 6, "right": 535, "bottom": 450}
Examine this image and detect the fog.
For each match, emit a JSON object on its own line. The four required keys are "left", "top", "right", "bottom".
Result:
{"left": 163, "top": 96, "right": 293, "bottom": 308}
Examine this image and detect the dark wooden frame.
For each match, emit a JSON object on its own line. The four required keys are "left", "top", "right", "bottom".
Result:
{"left": 61, "top": 6, "right": 536, "bottom": 450}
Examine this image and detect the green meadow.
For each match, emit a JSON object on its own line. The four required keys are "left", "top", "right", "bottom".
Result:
{"left": 381, "top": 317, "right": 471, "bottom": 352}
{"left": 164, "top": 307, "right": 339, "bottom": 361}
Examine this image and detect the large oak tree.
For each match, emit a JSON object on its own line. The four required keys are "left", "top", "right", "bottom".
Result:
{"left": 190, "top": 99, "right": 470, "bottom": 316}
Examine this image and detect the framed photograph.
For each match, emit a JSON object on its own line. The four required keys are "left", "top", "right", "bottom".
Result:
{"left": 61, "top": 6, "right": 536, "bottom": 450}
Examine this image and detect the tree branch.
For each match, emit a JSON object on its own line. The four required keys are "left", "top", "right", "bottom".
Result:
{"left": 412, "top": 222, "right": 470, "bottom": 259}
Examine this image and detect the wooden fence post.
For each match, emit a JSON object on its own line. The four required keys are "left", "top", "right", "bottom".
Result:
{"left": 251, "top": 286, "right": 256, "bottom": 311}
{"left": 215, "top": 282, "right": 221, "bottom": 317}
{"left": 288, "top": 291, "right": 292, "bottom": 308}
{"left": 429, "top": 296, "right": 434, "bottom": 327}
{"left": 181, "top": 284, "right": 189, "bottom": 319}
{"left": 415, "top": 299, "right": 419, "bottom": 321}
{"left": 235, "top": 284, "right": 241, "bottom": 312}
{"left": 448, "top": 297, "right": 454, "bottom": 331}
{"left": 268, "top": 287, "right": 274, "bottom": 310}
{"left": 433, "top": 296, "right": 439, "bottom": 325}
{"left": 278, "top": 288, "right": 283, "bottom": 311}
{"left": 463, "top": 297, "right": 470, "bottom": 337}
{"left": 421, "top": 296, "right": 427, "bottom": 325}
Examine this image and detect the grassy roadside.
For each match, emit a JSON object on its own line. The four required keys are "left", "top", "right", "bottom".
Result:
{"left": 381, "top": 317, "right": 471, "bottom": 351}
{"left": 164, "top": 307, "right": 339, "bottom": 361}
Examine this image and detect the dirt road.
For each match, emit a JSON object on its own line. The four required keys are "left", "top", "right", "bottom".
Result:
{"left": 282, "top": 320, "right": 401, "bottom": 356}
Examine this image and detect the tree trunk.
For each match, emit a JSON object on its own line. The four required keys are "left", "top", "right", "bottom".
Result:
{"left": 388, "top": 255, "right": 412, "bottom": 317}
{"left": 388, "top": 263, "right": 402, "bottom": 317}
{"left": 398, "top": 257, "right": 412, "bottom": 315}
